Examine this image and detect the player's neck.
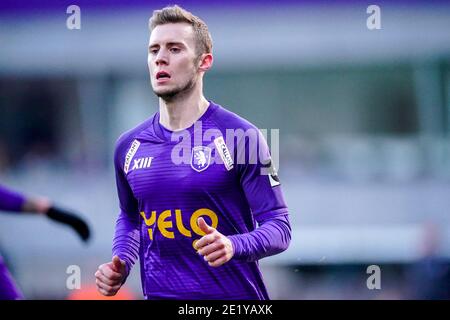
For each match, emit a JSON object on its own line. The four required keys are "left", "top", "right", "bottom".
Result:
{"left": 159, "top": 87, "right": 209, "bottom": 131}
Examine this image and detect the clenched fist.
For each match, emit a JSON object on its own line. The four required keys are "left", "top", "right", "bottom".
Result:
{"left": 195, "top": 217, "right": 234, "bottom": 267}
{"left": 95, "top": 255, "right": 127, "bottom": 296}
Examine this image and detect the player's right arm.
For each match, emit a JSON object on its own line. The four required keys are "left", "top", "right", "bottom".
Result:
{"left": 96, "top": 137, "right": 141, "bottom": 296}
{"left": 227, "top": 127, "right": 292, "bottom": 262}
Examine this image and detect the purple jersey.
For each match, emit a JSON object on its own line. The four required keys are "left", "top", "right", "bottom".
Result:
{"left": 112, "top": 101, "right": 291, "bottom": 299}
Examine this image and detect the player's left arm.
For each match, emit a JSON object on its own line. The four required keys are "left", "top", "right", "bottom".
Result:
{"left": 195, "top": 130, "right": 292, "bottom": 266}
{"left": 195, "top": 212, "right": 291, "bottom": 266}
{"left": 195, "top": 217, "right": 235, "bottom": 267}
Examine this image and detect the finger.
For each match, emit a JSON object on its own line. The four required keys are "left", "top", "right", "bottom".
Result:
{"left": 95, "top": 278, "right": 114, "bottom": 293}
{"left": 95, "top": 270, "right": 119, "bottom": 287}
{"left": 197, "top": 217, "right": 215, "bottom": 235}
{"left": 111, "top": 256, "right": 126, "bottom": 272}
{"left": 98, "top": 286, "right": 115, "bottom": 297}
{"left": 198, "top": 241, "right": 223, "bottom": 256}
{"left": 96, "top": 278, "right": 121, "bottom": 295}
{"left": 204, "top": 249, "right": 226, "bottom": 263}
{"left": 100, "top": 264, "right": 124, "bottom": 281}
{"left": 97, "top": 286, "right": 111, "bottom": 296}
{"left": 195, "top": 233, "right": 217, "bottom": 250}
{"left": 208, "top": 256, "right": 228, "bottom": 267}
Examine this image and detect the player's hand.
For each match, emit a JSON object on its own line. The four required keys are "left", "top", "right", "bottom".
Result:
{"left": 22, "top": 196, "right": 51, "bottom": 215}
{"left": 195, "top": 217, "right": 234, "bottom": 267}
{"left": 45, "top": 206, "right": 91, "bottom": 242}
{"left": 95, "top": 256, "right": 127, "bottom": 296}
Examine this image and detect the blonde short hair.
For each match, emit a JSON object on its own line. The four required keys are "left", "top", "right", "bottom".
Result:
{"left": 149, "top": 5, "right": 213, "bottom": 56}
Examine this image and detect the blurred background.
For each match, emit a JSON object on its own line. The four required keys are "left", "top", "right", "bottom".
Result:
{"left": 1, "top": 0, "right": 450, "bottom": 299}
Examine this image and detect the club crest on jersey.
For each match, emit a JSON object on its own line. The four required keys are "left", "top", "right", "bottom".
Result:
{"left": 191, "top": 146, "right": 211, "bottom": 172}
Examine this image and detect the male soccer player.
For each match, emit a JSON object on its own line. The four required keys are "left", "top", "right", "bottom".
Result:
{"left": 95, "top": 5, "right": 291, "bottom": 299}
{"left": 0, "top": 184, "right": 90, "bottom": 299}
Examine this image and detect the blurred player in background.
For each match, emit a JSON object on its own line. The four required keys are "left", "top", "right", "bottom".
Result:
{"left": 405, "top": 222, "right": 450, "bottom": 299}
{"left": 0, "top": 184, "right": 90, "bottom": 299}
{"left": 96, "top": 5, "right": 291, "bottom": 299}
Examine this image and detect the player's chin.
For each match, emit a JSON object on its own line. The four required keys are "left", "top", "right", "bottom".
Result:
{"left": 153, "top": 86, "right": 174, "bottom": 96}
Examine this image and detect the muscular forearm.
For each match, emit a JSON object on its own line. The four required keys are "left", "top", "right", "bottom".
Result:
{"left": 228, "top": 214, "right": 291, "bottom": 262}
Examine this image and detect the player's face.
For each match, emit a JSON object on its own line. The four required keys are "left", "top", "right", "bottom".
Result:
{"left": 148, "top": 23, "right": 200, "bottom": 100}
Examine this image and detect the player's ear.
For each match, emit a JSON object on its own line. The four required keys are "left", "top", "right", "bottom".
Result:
{"left": 198, "top": 53, "right": 213, "bottom": 72}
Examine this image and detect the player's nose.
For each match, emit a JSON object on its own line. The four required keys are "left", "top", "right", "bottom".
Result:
{"left": 155, "top": 50, "right": 169, "bottom": 66}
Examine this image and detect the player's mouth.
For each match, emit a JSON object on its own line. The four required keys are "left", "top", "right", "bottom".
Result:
{"left": 156, "top": 71, "right": 171, "bottom": 83}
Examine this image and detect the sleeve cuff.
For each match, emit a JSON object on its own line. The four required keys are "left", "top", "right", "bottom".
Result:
{"left": 228, "top": 234, "right": 244, "bottom": 259}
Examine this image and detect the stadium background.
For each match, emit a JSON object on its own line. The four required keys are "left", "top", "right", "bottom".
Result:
{"left": 1, "top": 0, "right": 450, "bottom": 299}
